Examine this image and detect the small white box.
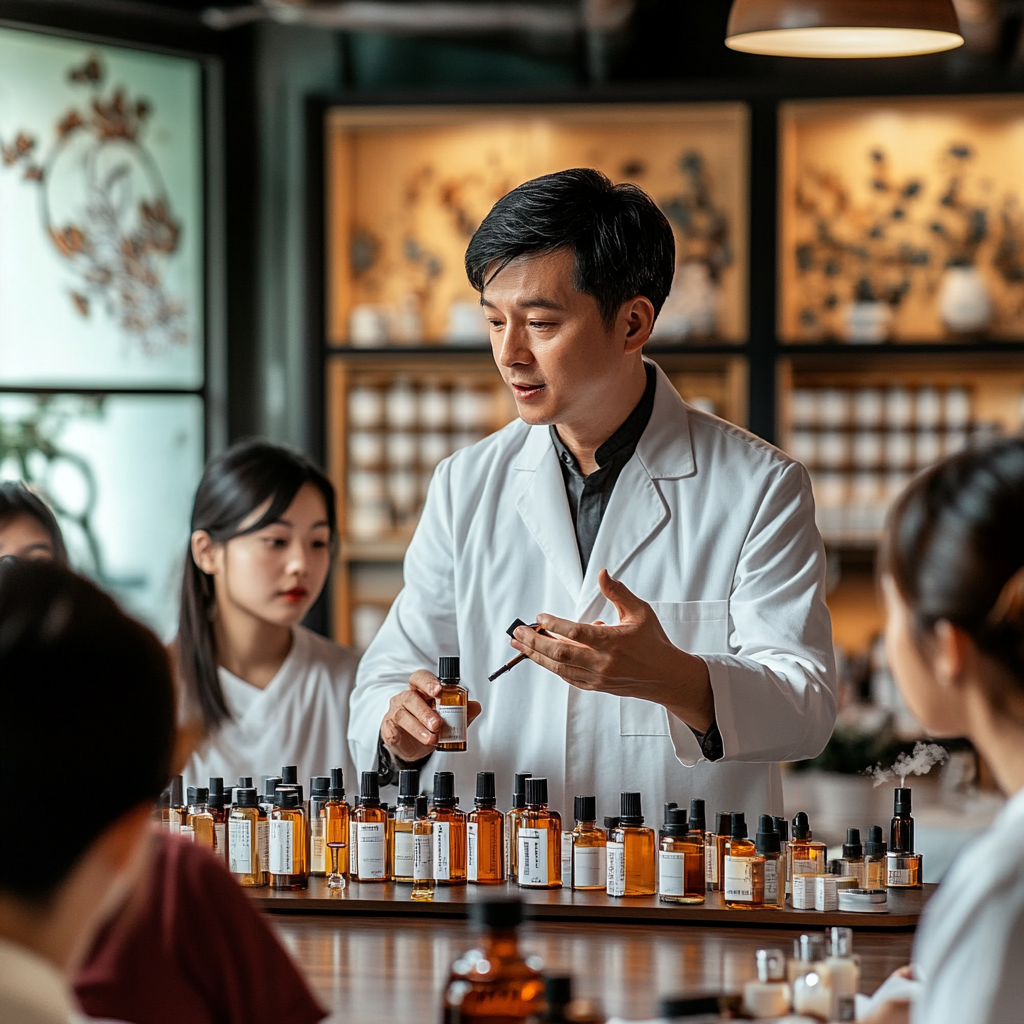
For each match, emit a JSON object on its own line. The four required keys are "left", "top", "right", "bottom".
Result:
{"left": 815, "top": 876, "right": 838, "bottom": 912}
{"left": 791, "top": 874, "right": 816, "bottom": 910}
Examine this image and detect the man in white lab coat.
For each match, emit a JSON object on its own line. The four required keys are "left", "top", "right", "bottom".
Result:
{"left": 349, "top": 168, "right": 837, "bottom": 824}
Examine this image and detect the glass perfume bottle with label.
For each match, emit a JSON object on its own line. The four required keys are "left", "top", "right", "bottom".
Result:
{"left": 207, "top": 777, "right": 227, "bottom": 860}
{"left": 517, "top": 777, "right": 561, "bottom": 889}
{"left": 569, "top": 795, "right": 606, "bottom": 891}
{"left": 607, "top": 792, "right": 655, "bottom": 897}
{"left": 430, "top": 770, "right": 467, "bottom": 884}
{"left": 393, "top": 769, "right": 420, "bottom": 883}
{"left": 505, "top": 772, "right": 531, "bottom": 881}
{"left": 228, "top": 787, "right": 266, "bottom": 887}
{"left": 468, "top": 771, "right": 504, "bottom": 883}
{"left": 724, "top": 812, "right": 764, "bottom": 909}
{"left": 706, "top": 810, "right": 732, "bottom": 892}
{"left": 269, "top": 788, "right": 308, "bottom": 890}
{"left": 308, "top": 776, "right": 330, "bottom": 877}
{"left": 411, "top": 796, "right": 435, "bottom": 902}
{"left": 353, "top": 772, "right": 388, "bottom": 882}
{"left": 658, "top": 806, "right": 705, "bottom": 904}
{"left": 789, "top": 811, "right": 827, "bottom": 889}
{"left": 887, "top": 787, "right": 922, "bottom": 888}
{"left": 839, "top": 828, "right": 866, "bottom": 886}
{"left": 325, "top": 767, "right": 349, "bottom": 890}
{"left": 186, "top": 786, "right": 217, "bottom": 851}
{"left": 863, "top": 824, "right": 887, "bottom": 890}
{"left": 755, "top": 814, "right": 784, "bottom": 909}
{"left": 435, "top": 655, "right": 468, "bottom": 752}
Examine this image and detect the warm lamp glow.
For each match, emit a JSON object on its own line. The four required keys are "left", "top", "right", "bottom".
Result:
{"left": 725, "top": 0, "right": 964, "bottom": 58}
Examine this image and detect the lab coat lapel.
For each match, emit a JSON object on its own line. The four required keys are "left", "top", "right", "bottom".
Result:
{"left": 513, "top": 426, "right": 585, "bottom": 600}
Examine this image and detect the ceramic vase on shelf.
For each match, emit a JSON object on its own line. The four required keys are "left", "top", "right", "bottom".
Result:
{"left": 938, "top": 265, "right": 993, "bottom": 336}
{"left": 649, "top": 261, "right": 718, "bottom": 342}
{"left": 842, "top": 301, "right": 891, "bottom": 344}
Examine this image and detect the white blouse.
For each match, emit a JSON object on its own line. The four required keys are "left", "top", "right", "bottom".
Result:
{"left": 182, "top": 625, "right": 358, "bottom": 797}
{"left": 912, "top": 784, "right": 1024, "bottom": 1024}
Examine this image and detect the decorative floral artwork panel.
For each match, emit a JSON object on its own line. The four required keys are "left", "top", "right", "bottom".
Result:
{"left": 0, "top": 27, "right": 204, "bottom": 387}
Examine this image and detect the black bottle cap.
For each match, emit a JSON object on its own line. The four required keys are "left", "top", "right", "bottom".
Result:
{"left": 471, "top": 899, "right": 524, "bottom": 930}
{"left": 729, "top": 812, "right": 748, "bottom": 840}
{"left": 544, "top": 975, "right": 573, "bottom": 1009}
{"left": 433, "top": 770, "right": 457, "bottom": 806}
{"left": 235, "top": 787, "right": 258, "bottom": 808}
{"left": 399, "top": 769, "right": 420, "bottom": 799}
{"left": 353, "top": 795, "right": 361, "bottom": 807}
{"left": 360, "top": 771, "right": 380, "bottom": 805}
{"left": 894, "top": 787, "right": 912, "bottom": 816}
{"left": 167, "top": 775, "right": 183, "bottom": 807}
{"left": 689, "top": 799, "right": 706, "bottom": 832}
{"left": 715, "top": 810, "right": 732, "bottom": 835}
{"left": 237, "top": 776, "right": 253, "bottom": 789}
{"left": 381, "top": 802, "right": 391, "bottom": 815}
{"left": 792, "top": 810, "right": 811, "bottom": 841}
{"left": 663, "top": 801, "right": 678, "bottom": 825}
{"left": 604, "top": 816, "right": 620, "bottom": 831}
{"left": 865, "top": 824, "right": 887, "bottom": 858}
{"left": 659, "top": 994, "right": 725, "bottom": 1020}
{"left": 512, "top": 772, "right": 532, "bottom": 809}
{"left": 208, "top": 778, "right": 225, "bottom": 808}
{"left": 773, "top": 816, "right": 789, "bottom": 842}
{"left": 310, "top": 777, "right": 330, "bottom": 801}
{"left": 620, "top": 791, "right": 644, "bottom": 826}
{"left": 224, "top": 787, "right": 234, "bottom": 808}
{"left": 475, "top": 771, "right": 496, "bottom": 805}
{"left": 438, "top": 656, "right": 460, "bottom": 680}
{"left": 264, "top": 776, "right": 282, "bottom": 799}
{"left": 525, "top": 777, "right": 548, "bottom": 806}
{"left": 278, "top": 783, "right": 303, "bottom": 804}
{"left": 187, "top": 786, "right": 198, "bottom": 806}
{"left": 756, "top": 814, "right": 780, "bottom": 855}
{"left": 329, "top": 767, "right": 345, "bottom": 800}
{"left": 194, "top": 786, "right": 209, "bottom": 805}
{"left": 415, "top": 795, "right": 429, "bottom": 818}
{"left": 844, "top": 827, "right": 864, "bottom": 859}
{"left": 662, "top": 806, "right": 690, "bottom": 837}
{"left": 574, "top": 795, "right": 596, "bottom": 823}
{"left": 281, "top": 765, "right": 298, "bottom": 786}
{"left": 275, "top": 788, "right": 299, "bottom": 810}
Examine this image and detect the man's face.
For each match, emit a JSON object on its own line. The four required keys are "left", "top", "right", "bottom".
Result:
{"left": 481, "top": 248, "right": 632, "bottom": 428}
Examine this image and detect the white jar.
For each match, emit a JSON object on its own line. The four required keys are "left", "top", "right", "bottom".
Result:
{"left": 348, "top": 499, "right": 391, "bottom": 540}
{"left": 385, "top": 431, "right": 418, "bottom": 469}
{"left": 349, "top": 305, "right": 389, "bottom": 347}
{"left": 884, "top": 431, "right": 914, "bottom": 470}
{"left": 388, "top": 469, "right": 420, "bottom": 519}
{"left": 787, "top": 429, "right": 818, "bottom": 466}
{"left": 348, "top": 471, "right": 386, "bottom": 504}
{"left": 819, "top": 389, "right": 851, "bottom": 429}
{"left": 944, "top": 387, "right": 971, "bottom": 429}
{"left": 852, "top": 431, "right": 883, "bottom": 469}
{"left": 884, "top": 387, "right": 914, "bottom": 429}
{"left": 914, "top": 430, "right": 943, "bottom": 468}
{"left": 791, "top": 389, "right": 819, "bottom": 427}
{"left": 853, "top": 388, "right": 884, "bottom": 429}
{"left": 417, "top": 385, "right": 450, "bottom": 429}
{"left": 348, "top": 431, "right": 384, "bottom": 469}
{"left": 348, "top": 387, "right": 385, "bottom": 429}
{"left": 385, "top": 380, "right": 418, "bottom": 430}
{"left": 938, "top": 265, "right": 993, "bottom": 334}
{"left": 451, "top": 386, "right": 492, "bottom": 430}
{"left": 419, "top": 432, "right": 450, "bottom": 469}
{"left": 818, "top": 430, "right": 850, "bottom": 469}
{"left": 916, "top": 387, "right": 942, "bottom": 429}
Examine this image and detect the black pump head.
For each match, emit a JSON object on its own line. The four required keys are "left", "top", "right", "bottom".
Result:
{"left": 433, "top": 771, "right": 457, "bottom": 806}
{"left": 729, "top": 812, "right": 748, "bottom": 840}
{"left": 525, "top": 777, "right": 548, "bottom": 806}
{"left": 208, "top": 777, "right": 225, "bottom": 808}
{"left": 604, "top": 816, "right": 620, "bottom": 831}
{"left": 575, "top": 795, "right": 596, "bottom": 823}
{"left": 471, "top": 899, "right": 524, "bottom": 930}
{"left": 329, "top": 767, "right": 345, "bottom": 800}
{"left": 235, "top": 787, "right": 258, "bottom": 808}
{"left": 237, "top": 775, "right": 253, "bottom": 789}
{"left": 773, "top": 815, "right": 789, "bottom": 842}
{"left": 169, "top": 775, "right": 184, "bottom": 807}
{"left": 843, "top": 828, "right": 864, "bottom": 859}
{"left": 415, "top": 795, "right": 429, "bottom": 818}
{"left": 714, "top": 810, "right": 732, "bottom": 835}
{"left": 264, "top": 776, "right": 282, "bottom": 799}
{"left": 894, "top": 787, "right": 913, "bottom": 816}
{"left": 193, "top": 786, "right": 209, "bottom": 805}
{"left": 310, "top": 776, "right": 330, "bottom": 800}
{"left": 689, "top": 798, "right": 706, "bottom": 832}
{"left": 360, "top": 771, "right": 380, "bottom": 805}
{"left": 662, "top": 806, "right": 690, "bottom": 837}
{"left": 281, "top": 765, "right": 298, "bottom": 786}
{"left": 475, "top": 771, "right": 496, "bottom": 805}
{"left": 399, "top": 769, "right": 420, "bottom": 799}
{"left": 512, "top": 771, "right": 532, "bottom": 809}
{"left": 620, "top": 791, "right": 644, "bottom": 826}
{"left": 545, "top": 976, "right": 573, "bottom": 1008}
{"left": 275, "top": 788, "right": 299, "bottom": 810}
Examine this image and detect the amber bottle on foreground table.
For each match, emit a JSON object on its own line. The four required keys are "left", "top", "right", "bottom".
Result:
{"left": 518, "top": 777, "right": 562, "bottom": 889}
{"left": 353, "top": 772, "right": 388, "bottom": 882}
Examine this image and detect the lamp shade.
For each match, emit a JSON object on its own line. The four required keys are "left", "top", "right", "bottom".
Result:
{"left": 725, "top": 0, "right": 963, "bottom": 57}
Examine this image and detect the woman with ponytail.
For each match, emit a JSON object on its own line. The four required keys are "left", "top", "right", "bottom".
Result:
{"left": 176, "top": 439, "right": 356, "bottom": 790}
{"left": 862, "top": 436, "right": 1024, "bottom": 1024}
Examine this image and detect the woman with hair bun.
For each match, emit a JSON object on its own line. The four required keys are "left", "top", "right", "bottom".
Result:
{"left": 866, "top": 436, "right": 1024, "bottom": 1024}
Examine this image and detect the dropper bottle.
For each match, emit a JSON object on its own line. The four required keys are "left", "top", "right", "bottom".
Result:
{"left": 886, "top": 787, "right": 922, "bottom": 888}
{"left": 864, "top": 825, "right": 887, "bottom": 889}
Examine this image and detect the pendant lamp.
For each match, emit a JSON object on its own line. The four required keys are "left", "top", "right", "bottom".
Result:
{"left": 725, "top": 0, "right": 963, "bottom": 57}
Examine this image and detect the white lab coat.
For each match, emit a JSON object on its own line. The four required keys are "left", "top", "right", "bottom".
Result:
{"left": 349, "top": 360, "right": 837, "bottom": 824}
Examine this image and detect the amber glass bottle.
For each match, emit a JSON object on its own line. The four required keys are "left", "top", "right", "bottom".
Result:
{"left": 353, "top": 772, "right": 388, "bottom": 882}
{"left": 789, "top": 811, "right": 828, "bottom": 888}
{"left": 307, "top": 776, "right": 330, "bottom": 876}
{"left": 324, "top": 768, "right": 350, "bottom": 889}
{"left": 755, "top": 815, "right": 784, "bottom": 909}
{"left": 724, "top": 812, "right": 763, "bottom": 909}
{"left": 505, "top": 772, "right": 531, "bottom": 882}
{"left": 435, "top": 655, "right": 468, "bottom": 752}
{"left": 431, "top": 771, "right": 467, "bottom": 884}
{"left": 468, "top": 771, "right": 505, "bottom": 883}
{"left": 269, "top": 789, "right": 309, "bottom": 890}
{"left": 864, "top": 825, "right": 887, "bottom": 889}
{"left": 393, "top": 769, "right": 420, "bottom": 883}
{"left": 208, "top": 777, "right": 228, "bottom": 859}
{"left": 658, "top": 806, "right": 705, "bottom": 904}
{"left": 569, "top": 796, "right": 606, "bottom": 891}
{"left": 442, "top": 900, "right": 544, "bottom": 1024}
{"left": 518, "top": 777, "right": 562, "bottom": 889}
{"left": 411, "top": 796, "right": 435, "bottom": 901}
{"left": 607, "top": 792, "right": 656, "bottom": 897}
{"left": 187, "top": 787, "right": 218, "bottom": 851}
{"left": 228, "top": 787, "right": 266, "bottom": 887}
{"left": 161, "top": 775, "right": 185, "bottom": 834}
{"left": 706, "top": 810, "right": 732, "bottom": 892}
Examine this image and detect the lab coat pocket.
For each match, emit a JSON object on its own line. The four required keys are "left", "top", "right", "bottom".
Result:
{"left": 619, "top": 600, "right": 730, "bottom": 737}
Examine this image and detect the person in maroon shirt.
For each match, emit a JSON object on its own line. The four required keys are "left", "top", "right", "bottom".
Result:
{"left": 76, "top": 831, "right": 326, "bottom": 1024}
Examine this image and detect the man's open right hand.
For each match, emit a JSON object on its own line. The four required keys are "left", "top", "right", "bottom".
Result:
{"left": 380, "top": 669, "right": 482, "bottom": 763}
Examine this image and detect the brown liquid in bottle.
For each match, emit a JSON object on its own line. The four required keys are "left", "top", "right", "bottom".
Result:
{"left": 434, "top": 656, "right": 468, "bottom": 752}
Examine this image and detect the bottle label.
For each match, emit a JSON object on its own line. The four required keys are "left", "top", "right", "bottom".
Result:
{"left": 705, "top": 841, "right": 718, "bottom": 884}
{"left": 228, "top": 818, "right": 252, "bottom": 874}
{"left": 394, "top": 830, "right": 414, "bottom": 878}
{"left": 166, "top": 808, "right": 182, "bottom": 835}
{"left": 467, "top": 822, "right": 479, "bottom": 882}
{"left": 887, "top": 867, "right": 912, "bottom": 886}
{"left": 791, "top": 874, "right": 815, "bottom": 909}
{"left": 561, "top": 832, "right": 573, "bottom": 884}
{"left": 607, "top": 841, "right": 625, "bottom": 896}
{"left": 437, "top": 704, "right": 467, "bottom": 743}
{"left": 310, "top": 818, "right": 325, "bottom": 873}
{"left": 724, "top": 855, "right": 754, "bottom": 901}
{"left": 180, "top": 825, "right": 195, "bottom": 842}
{"left": 793, "top": 855, "right": 821, "bottom": 875}
{"left": 356, "top": 822, "right": 386, "bottom": 879}
{"left": 518, "top": 828, "right": 549, "bottom": 887}
{"left": 214, "top": 822, "right": 226, "bottom": 858}
{"left": 573, "top": 845, "right": 606, "bottom": 889}
{"left": 764, "top": 858, "right": 779, "bottom": 903}
{"left": 414, "top": 831, "right": 433, "bottom": 881}
{"left": 257, "top": 819, "right": 268, "bottom": 873}
{"left": 269, "top": 819, "right": 294, "bottom": 875}
{"left": 433, "top": 821, "right": 452, "bottom": 881}
{"left": 349, "top": 820, "right": 358, "bottom": 865}
{"left": 659, "top": 850, "right": 686, "bottom": 897}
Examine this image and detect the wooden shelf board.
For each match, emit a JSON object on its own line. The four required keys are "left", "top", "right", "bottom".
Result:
{"left": 326, "top": 344, "right": 750, "bottom": 358}
{"left": 340, "top": 538, "right": 410, "bottom": 562}
{"left": 781, "top": 342, "right": 1024, "bottom": 357}
{"left": 252, "top": 877, "right": 932, "bottom": 931}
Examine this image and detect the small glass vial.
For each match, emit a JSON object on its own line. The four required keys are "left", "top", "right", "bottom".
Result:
{"left": 706, "top": 810, "right": 732, "bottom": 892}
{"left": 269, "top": 788, "right": 309, "bottom": 890}
{"left": 434, "top": 655, "right": 468, "bottom": 752}
{"left": 569, "top": 796, "right": 606, "bottom": 891}
{"left": 308, "top": 776, "right": 330, "bottom": 876}
{"left": 787, "top": 934, "right": 833, "bottom": 986}
{"left": 392, "top": 769, "right": 420, "bottom": 883}
{"left": 324, "top": 767, "right": 349, "bottom": 890}
{"left": 825, "top": 927, "right": 861, "bottom": 1022}
{"left": 887, "top": 787, "right": 923, "bottom": 888}
{"left": 468, "top": 771, "right": 505, "bottom": 883}
{"left": 228, "top": 787, "right": 267, "bottom": 887}
{"left": 755, "top": 815, "right": 784, "bottom": 909}
{"left": 863, "top": 824, "right": 887, "bottom": 890}
{"left": 430, "top": 770, "right": 467, "bottom": 885}
{"left": 724, "top": 812, "right": 764, "bottom": 909}
{"left": 839, "top": 828, "right": 866, "bottom": 886}
{"left": 353, "top": 772, "right": 388, "bottom": 882}
{"left": 505, "top": 772, "right": 531, "bottom": 881}
{"left": 607, "top": 792, "right": 655, "bottom": 897}
{"left": 789, "top": 811, "right": 827, "bottom": 888}
{"left": 659, "top": 806, "right": 705, "bottom": 904}
{"left": 411, "top": 796, "right": 434, "bottom": 901}
{"left": 743, "top": 948, "right": 791, "bottom": 1019}
{"left": 187, "top": 786, "right": 217, "bottom": 851}
{"left": 518, "top": 777, "right": 562, "bottom": 888}
{"left": 207, "top": 777, "right": 228, "bottom": 859}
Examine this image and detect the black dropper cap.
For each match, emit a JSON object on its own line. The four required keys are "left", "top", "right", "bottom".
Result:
{"left": 620, "top": 792, "right": 644, "bottom": 826}
{"left": 756, "top": 814, "right": 780, "bottom": 855}
{"left": 544, "top": 976, "right": 573, "bottom": 1015}
{"left": 525, "top": 777, "right": 549, "bottom": 807}
{"left": 662, "top": 806, "right": 690, "bottom": 837}
{"left": 187, "top": 786, "right": 198, "bottom": 806}
{"left": 329, "top": 767, "right": 345, "bottom": 800}
{"left": 235, "top": 787, "right": 258, "bottom": 808}
{"left": 689, "top": 799, "right": 706, "bottom": 832}
{"left": 433, "top": 771, "right": 457, "bottom": 807}
{"left": 237, "top": 776, "right": 253, "bottom": 789}
{"left": 415, "top": 795, "right": 429, "bottom": 818}
{"left": 169, "top": 775, "right": 184, "bottom": 807}
{"left": 792, "top": 810, "right": 812, "bottom": 841}
{"left": 399, "top": 769, "right": 420, "bottom": 801}
{"left": 865, "top": 824, "right": 887, "bottom": 858}
{"left": 208, "top": 778, "right": 225, "bottom": 809}
{"left": 264, "top": 776, "right": 282, "bottom": 800}
{"left": 730, "top": 812, "right": 748, "bottom": 840}
{"left": 471, "top": 898, "right": 524, "bottom": 930}
{"left": 843, "top": 827, "right": 864, "bottom": 859}
{"left": 894, "top": 787, "right": 912, "bottom": 816}
{"left": 604, "top": 816, "right": 620, "bottom": 831}
{"left": 574, "top": 795, "right": 596, "bottom": 823}
{"left": 438, "top": 656, "right": 460, "bottom": 681}
{"left": 275, "top": 788, "right": 299, "bottom": 810}
{"left": 512, "top": 772, "right": 532, "bottom": 810}
{"left": 360, "top": 771, "right": 380, "bottom": 806}
{"left": 773, "top": 816, "right": 789, "bottom": 842}
{"left": 281, "top": 765, "right": 298, "bottom": 786}
{"left": 715, "top": 810, "right": 732, "bottom": 835}
{"left": 194, "top": 786, "right": 209, "bottom": 805}
{"left": 475, "top": 771, "right": 496, "bottom": 806}
{"left": 310, "top": 776, "right": 330, "bottom": 801}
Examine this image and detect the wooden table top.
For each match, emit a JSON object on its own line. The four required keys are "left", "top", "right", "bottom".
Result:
{"left": 270, "top": 913, "right": 916, "bottom": 1024}
{"left": 255, "top": 877, "right": 934, "bottom": 931}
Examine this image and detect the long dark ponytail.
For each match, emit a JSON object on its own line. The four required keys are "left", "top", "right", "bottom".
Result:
{"left": 178, "top": 439, "right": 337, "bottom": 732}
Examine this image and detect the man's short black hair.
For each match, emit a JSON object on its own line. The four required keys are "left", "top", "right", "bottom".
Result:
{"left": 0, "top": 561, "right": 174, "bottom": 903}
{"left": 465, "top": 167, "right": 676, "bottom": 326}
